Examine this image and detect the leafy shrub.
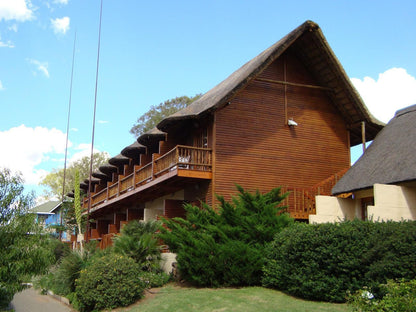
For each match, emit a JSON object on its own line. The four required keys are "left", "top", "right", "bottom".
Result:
{"left": 159, "top": 185, "right": 293, "bottom": 287}
{"left": 262, "top": 220, "right": 416, "bottom": 302}
{"left": 75, "top": 253, "right": 145, "bottom": 311}
{"left": 113, "top": 220, "right": 162, "bottom": 270}
{"left": 348, "top": 279, "right": 416, "bottom": 311}
{"left": 32, "top": 270, "right": 57, "bottom": 294}
{"left": 138, "top": 270, "right": 171, "bottom": 288}
{"left": 34, "top": 244, "right": 106, "bottom": 298}
{"left": 47, "top": 238, "right": 70, "bottom": 263}
{"left": 52, "top": 251, "right": 86, "bottom": 296}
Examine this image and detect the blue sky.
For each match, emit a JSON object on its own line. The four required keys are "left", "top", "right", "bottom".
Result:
{"left": 0, "top": 0, "right": 415, "bottom": 199}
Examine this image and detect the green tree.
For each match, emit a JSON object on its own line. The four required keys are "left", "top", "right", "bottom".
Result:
{"left": 40, "top": 152, "right": 109, "bottom": 200}
{"left": 130, "top": 94, "right": 201, "bottom": 137}
{"left": 0, "top": 168, "right": 54, "bottom": 308}
{"left": 0, "top": 167, "right": 33, "bottom": 224}
{"left": 158, "top": 185, "right": 293, "bottom": 287}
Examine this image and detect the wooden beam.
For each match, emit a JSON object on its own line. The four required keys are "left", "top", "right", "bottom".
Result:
{"left": 177, "top": 169, "right": 212, "bottom": 180}
{"left": 361, "top": 121, "right": 366, "bottom": 153}
{"left": 284, "top": 56, "right": 288, "bottom": 125}
{"left": 255, "top": 77, "right": 332, "bottom": 91}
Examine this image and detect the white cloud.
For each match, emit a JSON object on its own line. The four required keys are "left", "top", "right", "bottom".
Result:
{"left": 8, "top": 24, "right": 18, "bottom": 32}
{"left": 351, "top": 68, "right": 416, "bottom": 123}
{"left": 53, "top": 0, "right": 69, "bottom": 4}
{"left": 0, "top": 38, "right": 14, "bottom": 48}
{"left": 51, "top": 16, "right": 70, "bottom": 35}
{"left": 0, "top": 125, "right": 70, "bottom": 185}
{"left": 68, "top": 143, "right": 103, "bottom": 165}
{"left": 0, "top": 80, "right": 4, "bottom": 91}
{"left": 0, "top": 0, "right": 34, "bottom": 22}
{"left": 27, "top": 58, "right": 49, "bottom": 78}
{"left": 98, "top": 120, "right": 109, "bottom": 124}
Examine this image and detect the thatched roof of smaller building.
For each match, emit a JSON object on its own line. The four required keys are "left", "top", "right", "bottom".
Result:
{"left": 332, "top": 104, "right": 416, "bottom": 195}
{"left": 109, "top": 154, "right": 130, "bottom": 167}
{"left": 137, "top": 127, "right": 166, "bottom": 146}
{"left": 99, "top": 164, "right": 118, "bottom": 175}
{"left": 121, "top": 141, "right": 146, "bottom": 159}
{"left": 84, "top": 177, "right": 101, "bottom": 185}
{"left": 80, "top": 181, "right": 89, "bottom": 190}
{"left": 92, "top": 170, "right": 112, "bottom": 181}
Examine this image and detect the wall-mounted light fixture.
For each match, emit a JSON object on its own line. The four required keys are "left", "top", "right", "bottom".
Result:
{"left": 288, "top": 118, "right": 298, "bottom": 127}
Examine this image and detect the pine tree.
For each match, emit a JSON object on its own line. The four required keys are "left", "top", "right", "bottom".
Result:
{"left": 159, "top": 185, "right": 293, "bottom": 287}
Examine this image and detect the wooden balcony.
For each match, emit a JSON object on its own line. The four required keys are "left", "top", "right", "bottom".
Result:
{"left": 83, "top": 145, "right": 212, "bottom": 211}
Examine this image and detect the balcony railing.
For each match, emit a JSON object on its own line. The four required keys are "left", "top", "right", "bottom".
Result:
{"left": 281, "top": 187, "right": 316, "bottom": 219}
{"left": 282, "top": 168, "right": 349, "bottom": 219}
{"left": 85, "top": 145, "right": 212, "bottom": 209}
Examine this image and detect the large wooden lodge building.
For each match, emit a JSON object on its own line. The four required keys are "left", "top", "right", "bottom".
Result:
{"left": 81, "top": 21, "right": 383, "bottom": 245}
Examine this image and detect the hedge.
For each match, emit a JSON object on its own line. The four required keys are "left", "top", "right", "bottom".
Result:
{"left": 75, "top": 254, "right": 145, "bottom": 311}
{"left": 262, "top": 220, "right": 416, "bottom": 302}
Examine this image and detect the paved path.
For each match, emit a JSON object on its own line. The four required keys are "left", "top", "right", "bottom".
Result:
{"left": 10, "top": 288, "right": 74, "bottom": 312}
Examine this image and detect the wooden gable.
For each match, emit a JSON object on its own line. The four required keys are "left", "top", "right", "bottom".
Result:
{"left": 212, "top": 49, "right": 350, "bottom": 204}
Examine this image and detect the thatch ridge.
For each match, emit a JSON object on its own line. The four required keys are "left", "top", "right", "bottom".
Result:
{"left": 332, "top": 104, "right": 416, "bottom": 195}
{"left": 156, "top": 20, "right": 383, "bottom": 145}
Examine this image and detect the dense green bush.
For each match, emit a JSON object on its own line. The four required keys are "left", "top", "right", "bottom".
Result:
{"left": 159, "top": 185, "right": 293, "bottom": 287}
{"left": 348, "top": 279, "right": 416, "bottom": 311}
{"left": 75, "top": 253, "right": 145, "bottom": 311}
{"left": 33, "top": 243, "right": 110, "bottom": 298}
{"left": 52, "top": 251, "right": 86, "bottom": 296}
{"left": 113, "top": 220, "right": 162, "bottom": 271}
{"left": 262, "top": 220, "right": 416, "bottom": 302}
{"left": 138, "top": 270, "right": 171, "bottom": 288}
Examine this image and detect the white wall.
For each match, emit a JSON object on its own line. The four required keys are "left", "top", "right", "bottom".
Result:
{"left": 309, "top": 195, "right": 357, "bottom": 223}
{"left": 310, "top": 183, "right": 416, "bottom": 223}
{"left": 160, "top": 253, "right": 177, "bottom": 274}
{"left": 368, "top": 183, "right": 416, "bottom": 221}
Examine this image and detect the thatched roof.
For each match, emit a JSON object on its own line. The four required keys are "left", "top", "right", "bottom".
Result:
{"left": 109, "top": 154, "right": 130, "bottom": 167}
{"left": 137, "top": 127, "right": 166, "bottom": 146}
{"left": 121, "top": 141, "right": 146, "bottom": 159}
{"left": 99, "top": 164, "right": 118, "bottom": 175}
{"left": 84, "top": 177, "right": 101, "bottom": 185}
{"left": 332, "top": 104, "right": 416, "bottom": 195}
{"left": 92, "top": 170, "right": 112, "bottom": 181}
{"left": 80, "top": 181, "right": 89, "bottom": 190}
{"left": 157, "top": 20, "right": 383, "bottom": 145}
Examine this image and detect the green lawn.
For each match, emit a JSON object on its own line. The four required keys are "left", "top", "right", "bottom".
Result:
{"left": 119, "top": 284, "right": 352, "bottom": 312}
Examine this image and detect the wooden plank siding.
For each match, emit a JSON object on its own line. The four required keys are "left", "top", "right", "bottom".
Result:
{"left": 212, "top": 51, "right": 350, "bottom": 207}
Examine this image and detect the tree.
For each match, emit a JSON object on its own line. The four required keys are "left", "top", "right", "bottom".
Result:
{"left": 40, "top": 152, "right": 109, "bottom": 200}
{"left": 158, "top": 185, "right": 293, "bottom": 287}
{"left": 0, "top": 168, "right": 34, "bottom": 225}
{"left": 130, "top": 94, "right": 202, "bottom": 137}
{"left": 0, "top": 168, "right": 54, "bottom": 308}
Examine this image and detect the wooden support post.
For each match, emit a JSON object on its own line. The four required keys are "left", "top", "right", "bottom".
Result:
{"left": 284, "top": 56, "right": 288, "bottom": 125}
{"left": 361, "top": 121, "right": 366, "bottom": 153}
{"left": 294, "top": 188, "right": 296, "bottom": 214}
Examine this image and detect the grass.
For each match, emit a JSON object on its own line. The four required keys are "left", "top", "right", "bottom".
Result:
{"left": 118, "top": 284, "right": 352, "bottom": 312}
